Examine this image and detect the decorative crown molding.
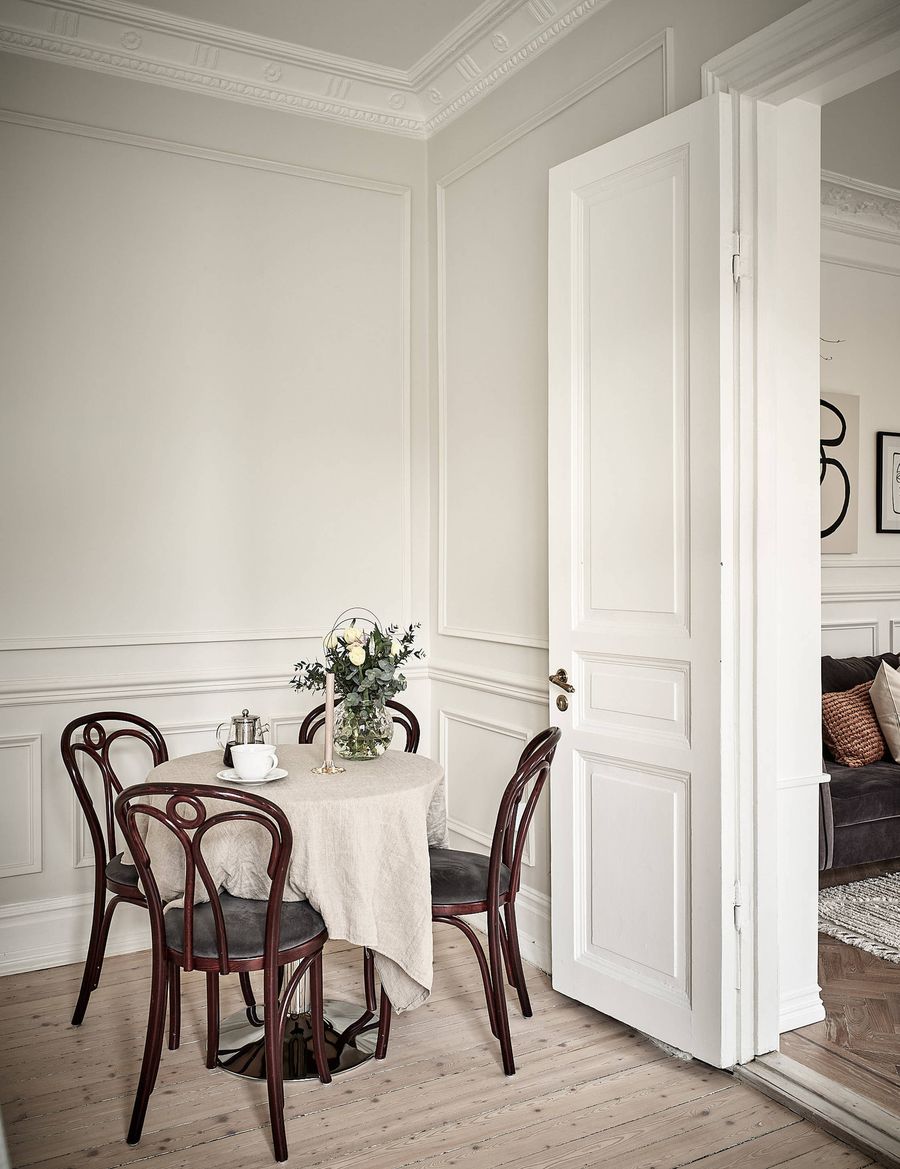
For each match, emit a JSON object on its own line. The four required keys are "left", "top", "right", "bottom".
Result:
{"left": 821, "top": 169, "right": 900, "bottom": 238}
{"left": 0, "top": 0, "right": 610, "bottom": 137}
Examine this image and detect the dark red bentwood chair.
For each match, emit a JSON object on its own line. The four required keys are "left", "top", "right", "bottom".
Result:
{"left": 116, "top": 782, "right": 331, "bottom": 1162}
{"left": 427, "top": 726, "right": 561, "bottom": 1076}
{"left": 62, "top": 713, "right": 258, "bottom": 1032}
{"left": 298, "top": 697, "right": 420, "bottom": 753}
{"left": 298, "top": 696, "right": 420, "bottom": 1049}
{"left": 61, "top": 713, "right": 168, "bottom": 1027}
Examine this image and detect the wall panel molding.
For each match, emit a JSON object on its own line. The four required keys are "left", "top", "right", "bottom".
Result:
{"left": 439, "top": 708, "right": 536, "bottom": 866}
{"left": 0, "top": 107, "right": 413, "bottom": 643}
{"left": 429, "top": 664, "right": 548, "bottom": 707}
{"left": 821, "top": 618, "right": 879, "bottom": 657}
{"left": 0, "top": 0, "right": 609, "bottom": 138}
{"left": 436, "top": 30, "right": 671, "bottom": 650}
{"left": 0, "top": 734, "right": 42, "bottom": 878}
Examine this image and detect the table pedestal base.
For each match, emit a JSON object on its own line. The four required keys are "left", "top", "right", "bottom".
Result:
{"left": 216, "top": 1000, "right": 378, "bottom": 1080}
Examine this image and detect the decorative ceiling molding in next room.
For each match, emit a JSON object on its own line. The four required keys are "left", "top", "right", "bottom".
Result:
{"left": 0, "top": 0, "right": 610, "bottom": 136}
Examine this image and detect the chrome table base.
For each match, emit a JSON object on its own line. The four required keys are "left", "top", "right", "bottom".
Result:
{"left": 216, "top": 1000, "right": 379, "bottom": 1080}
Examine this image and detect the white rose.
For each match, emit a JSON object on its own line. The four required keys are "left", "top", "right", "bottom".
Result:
{"left": 390, "top": 639, "right": 402, "bottom": 657}
{"left": 348, "top": 643, "right": 366, "bottom": 666}
{"left": 342, "top": 625, "right": 362, "bottom": 644}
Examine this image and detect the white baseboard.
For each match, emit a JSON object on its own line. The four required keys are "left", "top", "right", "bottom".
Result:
{"left": 461, "top": 885, "right": 552, "bottom": 974}
{"left": 779, "top": 983, "right": 825, "bottom": 1031}
{"left": 0, "top": 891, "right": 149, "bottom": 977}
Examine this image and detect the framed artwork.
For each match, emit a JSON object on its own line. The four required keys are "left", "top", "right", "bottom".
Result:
{"left": 876, "top": 431, "right": 900, "bottom": 533}
{"left": 820, "top": 391, "right": 859, "bottom": 553}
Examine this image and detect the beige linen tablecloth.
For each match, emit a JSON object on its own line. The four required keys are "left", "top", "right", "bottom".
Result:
{"left": 128, "top": 744, "right": 447, "bottom": 1013}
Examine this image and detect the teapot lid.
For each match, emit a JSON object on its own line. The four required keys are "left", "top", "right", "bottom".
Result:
{"left": 233, "top": 708, "right": 259, "bottom": 722}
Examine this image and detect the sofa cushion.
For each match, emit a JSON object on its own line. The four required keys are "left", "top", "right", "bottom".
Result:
{"left": 871, "top": 661, "right": 900, "bottom": 763}
{"left": 821, "top": 653, "right": 900, "bottom": 694}
{"left": 825, "top": 759, "right": 900, "bottom": 826}
{"left": 822, "top": 682, "right": 886, "bottom": 767}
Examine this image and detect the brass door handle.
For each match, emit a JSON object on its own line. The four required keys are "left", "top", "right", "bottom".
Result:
{"left": 549, "top": 668, "right": 575, "bottom": 693}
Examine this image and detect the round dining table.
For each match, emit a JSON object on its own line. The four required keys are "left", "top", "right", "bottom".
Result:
{"left": 130, "top": 742, "right": 447, "bottom": 1079}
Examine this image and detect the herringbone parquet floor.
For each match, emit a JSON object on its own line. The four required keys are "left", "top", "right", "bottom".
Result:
{"left": 782, "top": 931, "right": 900, "bottom": 1116}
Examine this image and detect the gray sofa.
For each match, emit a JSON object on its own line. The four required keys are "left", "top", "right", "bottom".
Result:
{"left": 820, "top": 652, "right": 900, "bottom": 871}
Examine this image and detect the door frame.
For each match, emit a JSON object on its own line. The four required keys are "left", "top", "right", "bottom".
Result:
{"left": 702, "top": 0, "right": 900, "bottom": 1063}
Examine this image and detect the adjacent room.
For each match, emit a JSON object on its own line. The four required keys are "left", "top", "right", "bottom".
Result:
{"left": 777, "top": 67, "right": 900, "bottom": 1120}
{"left": 1, "top": 1, "right": 899, "bottom": 1167}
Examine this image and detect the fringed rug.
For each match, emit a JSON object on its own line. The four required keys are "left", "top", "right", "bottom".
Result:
{"left": 819, "top": 873, "right": 900, "bottom": 964}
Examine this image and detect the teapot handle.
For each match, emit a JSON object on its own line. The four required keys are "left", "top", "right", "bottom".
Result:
{"left": 216, "top": 721, "right": 231, "bottom": 750}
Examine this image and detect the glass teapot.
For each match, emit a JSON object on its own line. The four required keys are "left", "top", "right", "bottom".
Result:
{"left": 217, "top": 709, "right": 269, "bottom": 764}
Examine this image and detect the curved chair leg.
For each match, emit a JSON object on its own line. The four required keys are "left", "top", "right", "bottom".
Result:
{"left": 504, "top": 901, "right": 532, "bottom": 1017}
{"left": 127, "top": 953, "right": 168, "bottom": 1144}
{"left": 309, "top": 953, "right": 332, "bottom": 1084}
{"left": 167, "top": 963, "right": 181, "bottom": 1049}
{"left": 363, "top": 948, "right": 377, "bottom": 1013}
{"left": 265, "top": 963, "right": 289, "bottom": 1163}
{"left": 72, "top": 886, "right": 114, "bottom": 1025}
{"left": 434, "top": 915, "right": 498, "bottom": 1038}
{"left": 498, "top": 918, "right": 516, "bottom": 988}
{"left": 205, "top": 972, "right": 220, "bottom": 1070}
{"left": 375, "top": 988, "right": 392, "bottom": 1060}
{"left": 487, "top": 909, "right": 515, "bottom": 1076}
{"left": 238, "top": 972, "right": 256, "bottom": 1008}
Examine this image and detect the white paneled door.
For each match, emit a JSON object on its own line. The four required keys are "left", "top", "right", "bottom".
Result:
{"left": 548, "top": 93, "right": 735, "bottom": 1068}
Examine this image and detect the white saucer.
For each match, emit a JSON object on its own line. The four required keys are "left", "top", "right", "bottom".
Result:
{"left": 216, "top": 767, "right": 288, "bottom": 785}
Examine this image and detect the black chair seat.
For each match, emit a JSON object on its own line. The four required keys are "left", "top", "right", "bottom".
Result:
{"left": 106, "top": 852, "right": 141, "bottom": 889}
{"left": 429, "top": 848, "right": 511, "bottom": 906}
{"left": 164, "top": 893, "right": 326, "bottom": 960}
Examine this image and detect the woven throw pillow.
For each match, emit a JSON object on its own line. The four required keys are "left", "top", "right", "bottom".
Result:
{"left": 822, "top": 681, "right": 886, "bottom": 768}
{"left": 870, "top": 662, "right": 900, "bottom": 764}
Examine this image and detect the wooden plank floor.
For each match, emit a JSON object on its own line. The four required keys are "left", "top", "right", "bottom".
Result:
{"left": 782, "top": 932, "right": 900, "bottom": 1118}
{"left": 1, "top": 932, "right": 873, "bottom": 1169}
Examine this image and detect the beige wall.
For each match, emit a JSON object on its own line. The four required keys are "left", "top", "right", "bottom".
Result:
{"left": 822, "top": 70, "right": 900, "bottom": 190}
{"left": 0, "top": 51, "right": 429, "bottom": 969}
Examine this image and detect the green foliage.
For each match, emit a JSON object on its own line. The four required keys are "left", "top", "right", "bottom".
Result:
{"left": 290, "top": 619, "right": 424, "bottom": 707}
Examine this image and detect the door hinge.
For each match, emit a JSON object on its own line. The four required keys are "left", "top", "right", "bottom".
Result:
{"left": 731, "top": 233, "right": 750, "bottom": 285}
{"left": 733, "top": 880, "right": 743, "bottom": 932}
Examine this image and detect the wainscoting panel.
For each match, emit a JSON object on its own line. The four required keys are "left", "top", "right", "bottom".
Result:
{"left": 432, "top": 670, "right": 551, "bottom": 969}
{"left": 0, "top": 734, "right": 41, "bottom": 879}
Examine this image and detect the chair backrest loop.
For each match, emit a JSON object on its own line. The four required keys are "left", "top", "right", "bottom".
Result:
{"left": 61, "top": 712, "right": 168, "bottom": 873}
{"left": 116, "top": 783, "right": 292, "bottom": 976}
{"left": 488, "top": 727, "right": 561, "bottom": 907}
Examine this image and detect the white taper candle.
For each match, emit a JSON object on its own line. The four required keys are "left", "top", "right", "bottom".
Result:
{"left": 324, "top": 671, "right": 335, "bottom": 768}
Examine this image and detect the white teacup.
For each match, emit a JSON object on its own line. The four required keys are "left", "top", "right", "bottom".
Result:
{"left": 231, "top": 743, "right": 278, "bottom": 782}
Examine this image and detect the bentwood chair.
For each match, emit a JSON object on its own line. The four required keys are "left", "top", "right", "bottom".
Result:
{"left": 427, "top": 726, "right": 561, "bottom": 1076}
{"left": 116, "top": 782, "right": 332, "bottom": 1162}
{"left": 62, "top": 713, "right": 258, "bottom": 1030}
{"left": 299, "top": 695, "right": 419, "bottom": 1046}
{"left": 298, "top": 697, "right": 420, "bottom": 753}
{"left": 61, "top": 713, "right": 169, "bottom": 1027}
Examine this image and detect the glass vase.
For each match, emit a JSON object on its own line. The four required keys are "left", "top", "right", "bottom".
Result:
{"left": 334, "top": 699, "right": 393, "bottom": 761}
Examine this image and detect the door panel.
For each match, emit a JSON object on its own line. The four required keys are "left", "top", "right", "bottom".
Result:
{"left": 549, "top": 92, "right": 734, "bottom": 1067}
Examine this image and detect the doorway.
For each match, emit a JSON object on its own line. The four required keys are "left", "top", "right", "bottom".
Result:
{"left": 547, "top": 0, "right": 900, "bottom": 1158}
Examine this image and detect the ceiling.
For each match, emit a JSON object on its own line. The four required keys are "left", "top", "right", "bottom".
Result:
{"left": 140, "top": 0, "right": 491, "bottom": 70}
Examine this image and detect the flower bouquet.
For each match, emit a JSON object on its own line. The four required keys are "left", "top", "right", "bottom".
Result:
{"left": 291, "top": 610, "right": 424, "bottom": 760}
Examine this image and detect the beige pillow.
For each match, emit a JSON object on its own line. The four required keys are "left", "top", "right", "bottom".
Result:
{"left": 871, "top": 662, "right": 900, "bottom": 763}
{"left": 822, "top": 681, "right": 886, "bottom": 767}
